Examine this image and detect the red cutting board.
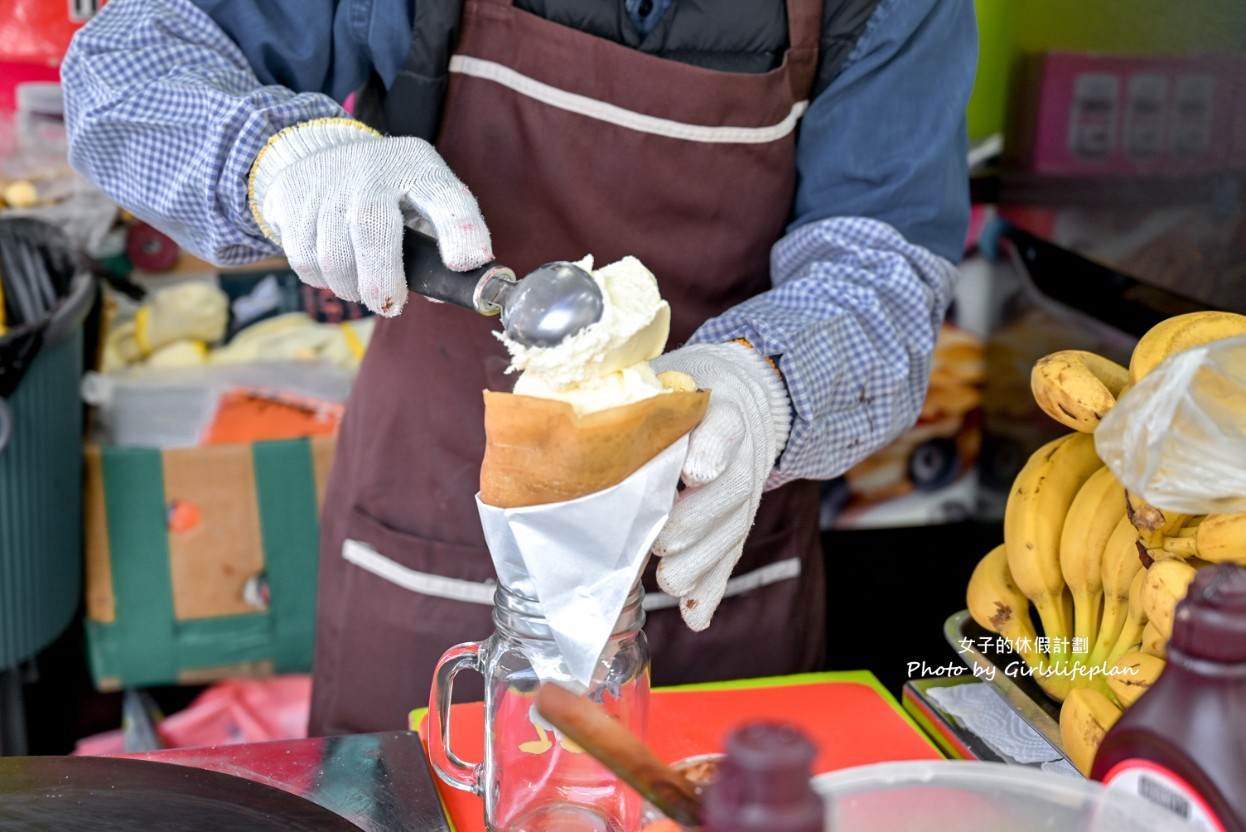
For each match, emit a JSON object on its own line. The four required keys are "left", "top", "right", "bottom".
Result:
{"left": 412, "top": 671, "right": 943, "bottom": 831}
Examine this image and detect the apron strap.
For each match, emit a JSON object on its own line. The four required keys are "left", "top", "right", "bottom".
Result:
{"left": 787, "top": 0, "right": 825, "bottom": 49}
{"left": 784, "top": 0, "right": 826, "bottom": 101}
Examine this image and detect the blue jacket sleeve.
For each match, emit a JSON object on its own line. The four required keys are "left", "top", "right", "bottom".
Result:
{"left": 692, "top": 0, "right": 977, "bottom": 488}
{"left": 189, "top": 0, "right": 414, "bottom": 102}
{"left": 794, "top": 0, "right": 975, "bottom": 262}
{"left": 60, "top": 0, "right": 356, "bottom": 265}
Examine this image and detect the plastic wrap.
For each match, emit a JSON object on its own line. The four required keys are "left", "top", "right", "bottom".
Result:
{"left": 1095, "top": 334, "right": 1246, "bottom": 514}
{"left": 81, "top": 360, "right": 355, "bottom": 447}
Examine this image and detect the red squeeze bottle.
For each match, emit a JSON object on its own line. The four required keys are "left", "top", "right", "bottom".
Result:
{"left": 1091, "top": 562, "right": 1246, "bottom": 832}
{"left": 701, "top": 721, "right": 825, "bottom": 832}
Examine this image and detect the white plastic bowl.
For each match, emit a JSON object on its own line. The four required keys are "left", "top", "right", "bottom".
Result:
{"left": 811, "top": 760, "right": 1192, "bottom": 832}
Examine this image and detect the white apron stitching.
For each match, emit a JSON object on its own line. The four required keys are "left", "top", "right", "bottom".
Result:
{"left": 641, "top": 557, "right": 803, "bottom": 610}
{"left": 343, "top": 538, "right": 801, "bottom": 611}
{"left": 448, "top": 55, "right": 808, "bottom": 144}
{"left": 342, "top": 538, "right": 497, "bottom": 605}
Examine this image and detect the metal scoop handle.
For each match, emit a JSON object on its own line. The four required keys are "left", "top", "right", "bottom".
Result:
{"left": 402, "top": 228, "right": 516, "bottom": 317}
{"left": 402, "top": 227, "right": 604, "bottom": 348}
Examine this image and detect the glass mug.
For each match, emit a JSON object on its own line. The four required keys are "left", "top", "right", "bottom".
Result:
{"left": 427, "top": 581, "right": 650, "bottom": 831}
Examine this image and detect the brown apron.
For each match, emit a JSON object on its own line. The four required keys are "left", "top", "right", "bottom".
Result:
{"left": 310, "top": 0, "right": 827, "bottom": 736}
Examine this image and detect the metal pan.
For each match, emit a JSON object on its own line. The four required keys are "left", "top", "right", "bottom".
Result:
{"left": 0, "top": 755, "right": 364, "bottom": 831}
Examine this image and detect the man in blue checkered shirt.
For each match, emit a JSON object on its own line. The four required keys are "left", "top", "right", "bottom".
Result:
{"left": 62, "top": 0, "right": 976, "bottom": 733}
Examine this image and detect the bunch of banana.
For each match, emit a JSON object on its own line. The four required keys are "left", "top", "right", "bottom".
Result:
{"left": 968, "top": 435, "right": 1199, "bottom": 772}
{"left": 966, "top": 430, "right": 1136, "bottom": 699}
{"left": 1055, "top": 544, "right": 1214, "bottom": 774}
{"left": 985, "top": 311, "right": 1246, "bottom": 775}
{"left": 1056, "top": 563, "right": 1180, "bottom": 775}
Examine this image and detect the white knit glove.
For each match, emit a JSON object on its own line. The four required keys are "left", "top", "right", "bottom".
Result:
{"left": 649, "top": 341, "right": 792, "bottom": 631}
{"left": 249, "top": 118, "right": 493, "bottom": 317}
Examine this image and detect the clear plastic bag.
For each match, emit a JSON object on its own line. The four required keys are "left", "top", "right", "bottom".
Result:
{"left": 1095, "top": 334, "right": 1246, "bottom": 514}
{"left": 80, "top": 360, "right": 355, "bottom": 447}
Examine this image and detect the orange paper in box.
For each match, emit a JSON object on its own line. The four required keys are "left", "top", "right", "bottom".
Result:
{"left": 200, "top": 388, "right": 343, "bottom": 445}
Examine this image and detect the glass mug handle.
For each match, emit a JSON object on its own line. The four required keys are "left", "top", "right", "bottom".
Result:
{"left": 427, "top": 641, "right": 484, "bottom": 795}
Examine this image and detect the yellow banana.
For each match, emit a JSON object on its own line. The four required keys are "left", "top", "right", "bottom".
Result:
{"left": 965, "top": 543, "right": 1074, "bottom": 702}
{"left": 1059, "top": 687, "right": 1124, "bottom": 777}
{"left": 1140, "top": 558, "right": 1199, "bottom": 642}
{"left": 1004, "top": 431, "right": 1103, "bottom": 666}
{"left": 1089, "top": 513, "right": 1145, "bottom": 667}
{"left": 967, "top": 544, "right": 1040, "bottom": 646}
{"left": 1030, "top": 350, "right": 1130, "bottom": 433}
{"left": 1159, "top": 512, "right": 1246, "bottom": 565}
{"left": 1141, "top": 621, "right": 1168, "bottom": 659}
{"left": 1105, "top": 650, "right": 1166, "bottom": 709}
{"left": 1125, "top": 490, "right": 1192, "bottom": 550}
{"left": 1107, "top": 568, "right": 1150, "bottom": 666}
{"left": 1034, "top": 663, "right": 1077, "bottom": 703}
{"left": 1128, "top": 310, "right": 1246, "bottom": 385}
{"left": 1059, "top": 465, "right": 1127, "bottom": 653}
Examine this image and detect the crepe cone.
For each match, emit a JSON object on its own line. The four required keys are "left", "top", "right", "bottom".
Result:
{"left": 480, "top": 381, "right": 708, "bottom": 509}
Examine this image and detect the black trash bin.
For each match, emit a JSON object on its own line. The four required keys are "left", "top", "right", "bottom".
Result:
{"left": 0, "top": 218, "right": 96, "bottom": 753}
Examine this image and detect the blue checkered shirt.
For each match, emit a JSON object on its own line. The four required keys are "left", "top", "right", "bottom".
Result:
{"left": 61, "top": 0, "right": 974, "bottom": 486}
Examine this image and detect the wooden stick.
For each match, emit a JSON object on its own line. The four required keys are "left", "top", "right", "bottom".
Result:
{"left": 534, "top": 681, "right": 703, "bottom": 828}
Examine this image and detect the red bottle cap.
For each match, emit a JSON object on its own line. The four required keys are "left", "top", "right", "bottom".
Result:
{"left": 1169, "top": 563, "right": 1246, "bottom": 663}
{"left": 702, "top": 721, "right": 824, "bottom": 831}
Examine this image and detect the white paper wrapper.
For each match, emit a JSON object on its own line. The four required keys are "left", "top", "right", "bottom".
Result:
{"left": 475, "top": 435, "right": 689, "bottom": 687}
{"left": 1096, "top": 335, "right": 1246, "bottom": 514}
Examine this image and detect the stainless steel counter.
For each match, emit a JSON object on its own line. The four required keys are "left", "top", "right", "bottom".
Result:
{"left": 125, "top": 730, "right": 452, "bottom": 831}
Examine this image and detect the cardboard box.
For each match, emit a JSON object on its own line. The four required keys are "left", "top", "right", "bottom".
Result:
{"left": 83, "top": 435, "right": 336, "bottom": 691}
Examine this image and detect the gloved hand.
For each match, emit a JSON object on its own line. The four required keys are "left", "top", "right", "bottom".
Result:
{"left": 248, "top": 118, "right": 493, "bottom": 317}
{"left": 649, "top": 341, "right": 792, "bottom": 631}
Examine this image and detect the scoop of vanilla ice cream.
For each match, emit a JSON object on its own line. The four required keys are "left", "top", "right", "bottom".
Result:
{"left": 497, "top": 255, "right": 675, "bottom": 415}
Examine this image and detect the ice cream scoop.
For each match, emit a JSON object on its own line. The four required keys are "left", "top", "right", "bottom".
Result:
{"left": 499, "top": 254, "right": 677, "bottom": 406}
{"left": 403, "top": 228, "right": 603, "bottom": 348}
